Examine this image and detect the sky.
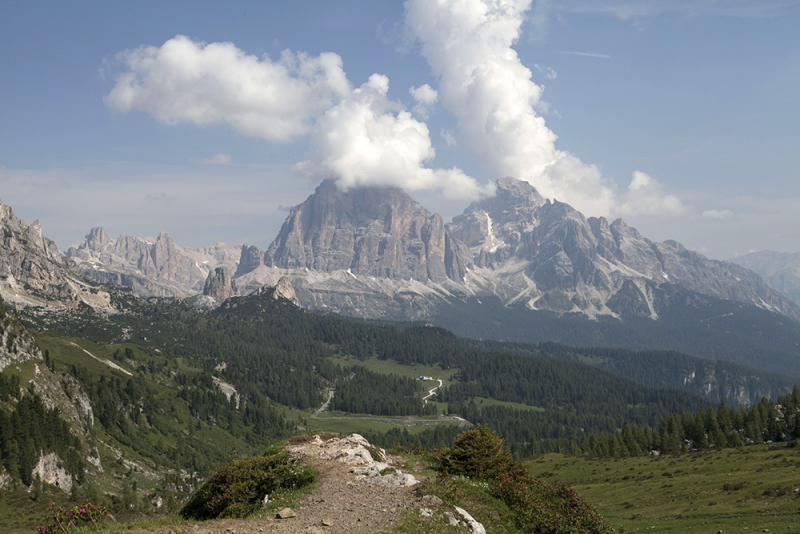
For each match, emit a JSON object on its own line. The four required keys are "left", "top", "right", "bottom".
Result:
{"left": 1, "top": 0, "right": 798, "bottom": 260}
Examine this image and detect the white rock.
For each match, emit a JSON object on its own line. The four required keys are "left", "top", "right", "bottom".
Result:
{"left": 454, "top": 506, "right": 486, "bottom": 534}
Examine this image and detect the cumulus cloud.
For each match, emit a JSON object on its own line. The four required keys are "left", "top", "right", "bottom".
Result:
{"left": 617, "top": 171, "right": 684, "bottom": 216}
{"left": 201, "top": 153, "right": 232, "bottom": 165}
{"left": 404, "top": 0, "right": 682, "bottom": 218}
{"left": 106, "top": 35, "right": 488, "bottom": 200}
{"left": 293, "top": 74, "right": 489, "bottom": 200}
{"left": 409, "top": 83, "right": 438, "bottom": 117}
{"left": 702, "top": 209, "right": 733, "bottom": 220}
{"left": 104, "top": 35, "right": 350, "bottom": 142}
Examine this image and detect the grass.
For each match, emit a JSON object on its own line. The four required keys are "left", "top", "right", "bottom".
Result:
{"left": 468, "top": 397, "right": 545, "bottom": 412}
{"left": 306, "top": 411, "right": 465, "bottom": 435}
{"left": 526, "top": 443, "right": 800, "bottom": 533}
{"left": 328, "top": 356, "right": 459, "bottom": 382}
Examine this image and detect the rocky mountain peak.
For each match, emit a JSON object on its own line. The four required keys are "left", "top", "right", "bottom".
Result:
{"left": 264, "top": 179, "right": 472, "bottom": 282}
{"left": 449, "top": 177, "right": 546, "bottom": 253}
{"left": 66, "top": 228, "right": 240, "bottom": 298}
{"left": 76, "top": 227, "right": 113, "bottom": 254}
{"left": 203, "top": 267, "right": 238, "bottom": 300}
{"left": 0, "top": 198, "right": 102, "bottom": 306}
{"left": 495, "top": 176, "right": 546, "bottom": 206}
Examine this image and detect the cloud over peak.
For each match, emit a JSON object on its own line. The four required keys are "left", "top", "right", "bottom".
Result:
{"left": 104, "top": 35, "right": 349, "bottom": 143}
{"left": 105, "top": 35, "right": 488, "bottom": 200}
{"left": 404, "top": 0, "right": 682, "bottom": 218}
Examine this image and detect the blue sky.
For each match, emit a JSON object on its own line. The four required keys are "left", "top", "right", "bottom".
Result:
{"left": 1, "top": 0, "right": 798, "bottom": 259}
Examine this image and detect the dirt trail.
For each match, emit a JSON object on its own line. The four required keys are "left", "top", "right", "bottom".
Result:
{"left": 121, "top": 436, "right": 432, "bottom": 534}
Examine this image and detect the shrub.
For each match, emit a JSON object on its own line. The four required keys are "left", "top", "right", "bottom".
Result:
{"left": 434, "top": 424, "right": 514, "bottom": 479}
{"left": 37, "top": 500, "right": 110, "bottom": 534}
{"left": 433, "top": 426, "right": 614, "bottom": 533}
{"left": 180, "top": 446, "right": 315, "bottom": 520}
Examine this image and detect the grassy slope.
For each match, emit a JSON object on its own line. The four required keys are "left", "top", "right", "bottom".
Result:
{"left": 527, "top": 444, "right": 800, "bottom": 533}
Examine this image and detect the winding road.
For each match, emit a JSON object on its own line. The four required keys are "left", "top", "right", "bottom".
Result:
{"left": 422, "top": 378, "right": 443, "bottom": 405}
{"left": 312, "top": 388, "right": 335, "bottom": 418}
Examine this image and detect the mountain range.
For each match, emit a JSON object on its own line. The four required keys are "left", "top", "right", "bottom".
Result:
{"left": 4, "top": 178, "right": 800, "bottom": 375}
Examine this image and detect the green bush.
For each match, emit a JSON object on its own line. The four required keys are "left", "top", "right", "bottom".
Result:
{"left": 434, "top": 424, "right": 514, "bottom": 479}
{"left": 433, "top": 426, "right": 614, "bottom": 533}
{"left": 180, "top": 446, "right": 315, "bottom": 520}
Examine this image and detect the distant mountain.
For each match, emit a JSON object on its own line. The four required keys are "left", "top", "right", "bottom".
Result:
{"left": 232, "top": 177, "right": 800, "bottom": 321}
{"left": 0, "top": 199, "right": 109, "bottom": 307}
{"left": 448, "top": 177, "right": 799, "bottom": 321}
{"left": 227, "top": 178, "right": 800, "bottom": 374}
{"left": 66, "top": 227, "right": 240, "bottom": 297}
{"left": 729, "top": 250, "right": 800, "bottom": 305}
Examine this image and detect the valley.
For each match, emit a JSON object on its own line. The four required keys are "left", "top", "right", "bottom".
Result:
{"left": 3, "top": 179, "right": 800, "bottom": 533}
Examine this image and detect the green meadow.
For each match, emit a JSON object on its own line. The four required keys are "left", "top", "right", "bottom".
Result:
{"left": 527, "top": 444, "right": 800, "bottom": 533}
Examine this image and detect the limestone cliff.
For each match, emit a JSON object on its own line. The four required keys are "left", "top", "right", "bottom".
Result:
{"left": 67, "top": 228, "right": 240, "bottom": 297}
{"left": 0, "top": 199, "right": 108, "bottom": 307}
{"left": 203, "top": 267, "right": 238, "bottom": 300}
{"left": 264, "top": 180, "right": 472, "bottom": 282}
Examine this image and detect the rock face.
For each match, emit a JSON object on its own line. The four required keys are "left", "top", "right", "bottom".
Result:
{"left": 729, "top": 250, "right": 800, "bottom": 306}
{"left": 264, "top": 180, "right": 472, "bottom": 282}
{"left": 290, "top": 434, "right": 419, "bottom": 488}
{"left": 446, "top": 177, "right": 800, "bottom": 321}
{"left": 0, "top": 199, "right": 108, "bottom": 307}
{"left": 203, "top": 267, "right": 238, "bottom": 300}
{"left": 232, "top": 178, "right": 800, "bottom": 325}
{"left": 32, "top": 452, "right": 72, "bottom": 494}
{"left": 66, "top": 228, "right": 240, "bottom": 297}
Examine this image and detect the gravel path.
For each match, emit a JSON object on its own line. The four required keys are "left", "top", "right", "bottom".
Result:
{"left": 119, "top": 436, "right": 432, "bottom": 534}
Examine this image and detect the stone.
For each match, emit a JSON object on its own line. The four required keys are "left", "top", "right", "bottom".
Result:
{"left": 321, "top": 519, "right": 335, "bottom": 526}
{"left": 445, "top": 512, "right": 461, "bottom": 527}
{"left": 421, "top": 495, "right": 444, "bottom": 506}
{"left": 418, "top": 507, "right": 433, "bottom": 518}
{"left": 454, "top": 506, "right": 486, "bottom": 534}
{"left": 276, "top": 507, "right": 296, "bottom": 519}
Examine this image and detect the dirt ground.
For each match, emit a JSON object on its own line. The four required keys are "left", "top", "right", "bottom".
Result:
{"left": 119, "top": 437, "right": 432, "bottom": 534}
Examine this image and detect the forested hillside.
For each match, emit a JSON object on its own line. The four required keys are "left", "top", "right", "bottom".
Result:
{"left": 19, "top": 289, "right": 724, "bottom": 453}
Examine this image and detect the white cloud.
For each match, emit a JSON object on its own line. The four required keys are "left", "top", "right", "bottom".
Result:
{"left": 533, "top": 63, "right": 557, "bottom": 79}
{"left": 410, "top": 84, "right": 438, "bottom": 105}
{"left": 106, "top": 35, "right": 488, "bottom": 201}
{"left": 617, "top": 171, "right": 684, "bottom": 216}
{"left": 201, "top": 153, "right": 232, "bottom": 165}
{"left": 293, "top": 74, "right": 490, "bottom": 200}
{"left": 409, "top": 83, "right": 438, "bottom": 118}
{"left": 440, "top": 129, "right": 458, "bottom": 148}
{"left": 404, "top": 0, "right": 683, "bottom": 219}
{"left": 702, "top": 209, "right": 733, "bottom": 220}
{"left": 104, "top": 35, "right": 350, "bottom": 143}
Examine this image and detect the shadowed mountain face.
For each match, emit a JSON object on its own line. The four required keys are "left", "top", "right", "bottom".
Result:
{"left": 263, "top": 179, "right": 473, "bottom": 283}
{"left": 729, "top": 250, "right": 800, "bottom": 306}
